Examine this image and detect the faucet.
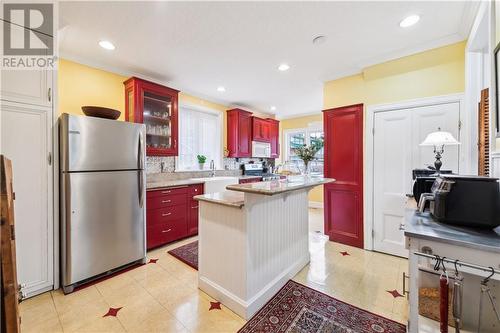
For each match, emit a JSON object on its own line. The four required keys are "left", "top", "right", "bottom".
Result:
{"left": 210, "top": 160, "right": 215, "bottom": 177}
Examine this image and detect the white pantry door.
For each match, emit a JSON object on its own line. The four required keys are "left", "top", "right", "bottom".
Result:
{"left": 373, "top": 102, "right": 460, "bottom": 257}
{"left": 0, "top": 101, "right": 54, "bottom": 297}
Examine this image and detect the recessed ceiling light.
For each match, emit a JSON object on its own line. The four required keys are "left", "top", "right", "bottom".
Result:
{"left": 217, "top": 86, "right": 226, "bottom": 92}
{"left": 399, "top": 15, "right": 420, "bottom": 28}
{"left": 99, "top": 40, "right": 115, "bottom": 50}
{"left": 270, "top": 106, "right": 276, "bottom": 111}
{"left": 278, "top": 63, "right": 290, "bottom": 71}
{"left": 312, "top": 35, "right": 327, "bottom": 45}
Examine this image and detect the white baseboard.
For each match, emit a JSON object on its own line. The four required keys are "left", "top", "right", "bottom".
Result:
{"left": 308, "top": 201, "right": 324, "bottom": 209}
{"left": 199, "top": 255, "right": 310, "bottom": 320}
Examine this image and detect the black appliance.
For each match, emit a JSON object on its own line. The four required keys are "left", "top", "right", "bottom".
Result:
{"left": 412, "top": 168, "right": 452, "bottom": 203}
{"left": 421, "top": 175, "right": 500, "bottom": 229}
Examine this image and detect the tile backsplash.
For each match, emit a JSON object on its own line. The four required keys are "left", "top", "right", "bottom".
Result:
{"left": 146, "top": 156, "right": 275, "bottom": 174}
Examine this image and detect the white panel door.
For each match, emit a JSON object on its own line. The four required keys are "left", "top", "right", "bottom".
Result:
{"left": 411, "top": 102, "right": 461, "bottom": 173}
{"left": 373, "top": 110, "right": 412, "bottom": 257}
{"left": 0, "top": 101, "right": 53, "bottom": 297}
{"left": 373, "top": 101, "right": 460, "bottom": 257}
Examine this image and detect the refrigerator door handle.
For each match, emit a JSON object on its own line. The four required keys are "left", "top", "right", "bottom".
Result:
{"left": 138, "top": 132, "right": 144, "bottom": 170}
{"left": 138, "top": 170, "right": 144, "bottom": 208}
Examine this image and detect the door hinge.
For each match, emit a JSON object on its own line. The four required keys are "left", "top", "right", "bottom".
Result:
{"left": 372, "top": 127, "right": 375, "bottom": 135}
{"left": 48, "top": 88, "right": 52, "bottom": 102}
{"left": 458, "top": 120, "right": 462, "bottom": 130}
{"left": 372, "top": 229, "right": 375, "bottom": 238}
{"left": 11, "top": 225, "right": 15, "bottom": 240}
{"left": 48, "top": 152, "right": 52, "bottom": 166}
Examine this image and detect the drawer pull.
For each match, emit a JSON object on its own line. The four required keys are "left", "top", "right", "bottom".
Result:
{"left": 191, "top": 206, "right": 198, "bottom": 209}
{"left": 162, "top": 212, "right": 172, "bottom": 217}
{"left": 161, "top": 200, "right": 172, "bottom": 203}
{"left": 161, "top": 229, "right": 172, "bottom": 233}
{"left": 161, "top": 190, "right": 171, "bottom": 194}
{"left": 194, "top": 189, "right": 198, "bottom": 192}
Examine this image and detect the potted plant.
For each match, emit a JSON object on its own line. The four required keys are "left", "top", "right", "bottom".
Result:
{"left": 293, "top": 139, "right": 323, "bottom": 174}
{"left": 197, "top": 155, "right": 207, "bottom": 170}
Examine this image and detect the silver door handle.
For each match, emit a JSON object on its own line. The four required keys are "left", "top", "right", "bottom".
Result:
{"left": 161, "top": 229, "right": 172, "bottom": 233}
{"left": 162, "top": 212, "right": 171, "bottom": 217}
{"left": 138, "top": 132, "right": 144, "bottom": 170}
{"left": 138, "top": 170, "right": 144, "bottom": 208}
{"left": 161, "top": 200, "right": 171, "bottom": 203}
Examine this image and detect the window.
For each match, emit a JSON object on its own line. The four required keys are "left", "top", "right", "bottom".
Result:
{"left": 284, "top": 126, "right": 324, "bottom": 174}
{"left": 177, "top": 106, "right": 222, "bottom": 171}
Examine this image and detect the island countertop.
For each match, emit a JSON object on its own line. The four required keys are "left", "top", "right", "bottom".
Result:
{"left": 225, "top": 177, "right": 335, "bottom": 196}
{"left": 194, "top": 191, "right": 245, "bottom": 208}
{"left": 404, "top": 209, "right": 500, "bottom": 254}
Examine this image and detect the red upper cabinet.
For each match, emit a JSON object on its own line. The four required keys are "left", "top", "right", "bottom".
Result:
{"left": 227, "top": 109, "right": 253, "bottom": 158}
{"left": 124, "top": 77, "right": 179, "bottom": 156}
{"left": 267, "top": 118, "right": 280, "bottom": 158}
{"left": 252, "top": 117, "right": 271, "bottom": 142}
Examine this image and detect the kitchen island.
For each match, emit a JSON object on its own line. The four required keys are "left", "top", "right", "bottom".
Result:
{"left": 194, "top": 177, "right": 334, "bottom": 319}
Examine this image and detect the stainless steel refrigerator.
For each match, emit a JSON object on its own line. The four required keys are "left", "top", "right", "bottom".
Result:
{"left": 60, "top": 113, "right": 146, "bottom": 293}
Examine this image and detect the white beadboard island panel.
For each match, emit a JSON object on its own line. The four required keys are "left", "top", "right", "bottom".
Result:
{"left": 196, "top": 177, "right": 333, "bottom": 319}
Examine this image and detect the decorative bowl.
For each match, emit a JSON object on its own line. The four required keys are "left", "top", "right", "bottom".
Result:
{"left": 81, "top": 106, "right": 121, "bottom": 120}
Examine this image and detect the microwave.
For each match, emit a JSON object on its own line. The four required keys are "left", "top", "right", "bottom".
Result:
{"left": 252, "top": 141, "right": 271, "bottom": 158}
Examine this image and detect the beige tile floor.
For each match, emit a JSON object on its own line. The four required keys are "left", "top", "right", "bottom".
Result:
{"left": 20, "top": 208, "right": 408, "bottom": 332}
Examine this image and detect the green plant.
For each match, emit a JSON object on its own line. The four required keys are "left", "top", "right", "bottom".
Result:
{"left": 197, "top": 155, "right": 207, "bottom": 164}
{"left": 293, "top": 139, "right": 323, "bottom": 167}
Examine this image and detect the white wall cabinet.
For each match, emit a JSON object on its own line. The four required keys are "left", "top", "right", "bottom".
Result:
{"left": 1, "top": 60, "right": 54, "bottom": 297}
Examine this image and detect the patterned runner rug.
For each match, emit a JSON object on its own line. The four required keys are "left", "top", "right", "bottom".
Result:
{"left": 238, "top": 280, "right": 406, "bottom": 333}
{"left": 167, "top": 241, "right": 198, "bottom": 270}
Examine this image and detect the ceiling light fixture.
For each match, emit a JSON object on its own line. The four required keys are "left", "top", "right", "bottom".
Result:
{"left": 278, "top": 63, "right": 290, "bottom": 71}
{"left": 99, "top": 40, "right": 115, "bottom": 50}
{"left": 270, "top": 106, "right": 276, "bottom": 111}
{"left": 217, "top": 86, "right": 226, "bottom": 92}
{"left": 399, "top": 15, "right": 420, "bottom": 28}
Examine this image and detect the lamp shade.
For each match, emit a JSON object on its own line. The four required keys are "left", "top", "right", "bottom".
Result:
{"left": 420, "top": 130, "right": 460, "bottom": 146}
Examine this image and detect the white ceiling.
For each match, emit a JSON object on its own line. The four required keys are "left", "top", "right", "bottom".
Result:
{"left": 58, "top": 1, "right": 477, "bottom": 118}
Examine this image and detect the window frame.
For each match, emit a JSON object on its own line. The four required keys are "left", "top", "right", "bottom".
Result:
{"left": 175, "top": 102, "right": 224, "bottom": 172}
{"left": 283, "top": 123, "right": 324, "bottom": 173}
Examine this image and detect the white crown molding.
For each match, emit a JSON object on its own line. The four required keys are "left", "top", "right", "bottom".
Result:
{"left": 458, "top": 0, "right": 481, "bottom": 39}
{"left": 357, "top": 33, "right": 466, "bottom": 70}
{"left": 276, "top": 110, "right": 322, "bottom": 121}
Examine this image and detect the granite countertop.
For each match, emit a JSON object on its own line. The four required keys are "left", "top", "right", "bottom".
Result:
{"left": 194, "top": 191, "right": 245, "bottom": 208}
{"left": 404, "top": 209, "right": 500, "bottom": 253}
{"left": 226, "top": 177, "right": 335, "bottom": 196}
{"left": 147, "top": 178, "right": 206, "bottom": 190}
{"left": 146, "top": 175, "right": 261, "bottom": 190}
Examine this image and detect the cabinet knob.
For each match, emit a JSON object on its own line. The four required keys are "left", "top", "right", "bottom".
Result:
{"left": 191, "top": 206, "right": 198, "bottom": 209}
{"left": 161, "top": 229, "right": 172, "bottom": 233}
{"left": 161, "top": 190, "right": 171, "bottom": 194}
{"left": 162, "top": 212, "right": 172, "bottom": 217}
{"left": 161, "top": 200, "right": 171, "bottom": 203}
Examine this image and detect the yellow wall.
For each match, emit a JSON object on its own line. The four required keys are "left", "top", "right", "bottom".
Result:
{"left": 324, "top": 41, "right": 465, "bottom": 109}
{"left": 57, "top": 58, "right": 276, "bottom": 152}
{"left": 58, "top": 58, "right": 128, "bottom": 119}
{"left": 281, "top": 41, "right": 466, "bottom": 203}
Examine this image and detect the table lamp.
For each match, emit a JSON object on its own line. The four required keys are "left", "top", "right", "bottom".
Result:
{"left": 420, "top": 128, "right": 460, "bottom": 174}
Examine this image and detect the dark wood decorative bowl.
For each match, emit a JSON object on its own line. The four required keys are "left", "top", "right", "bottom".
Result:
{"left": 81, "top": 106, "right": 121, "bottom": 120}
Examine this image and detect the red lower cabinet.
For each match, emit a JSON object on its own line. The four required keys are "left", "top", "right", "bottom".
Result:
{"left": 146, "top": 183, "right": 204, "bottom": 249}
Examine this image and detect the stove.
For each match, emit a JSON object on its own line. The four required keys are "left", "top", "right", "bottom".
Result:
{"left": 243, "top": 163, "right": 281, "bottom": 181}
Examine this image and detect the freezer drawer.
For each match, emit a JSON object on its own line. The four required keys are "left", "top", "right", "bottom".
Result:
{"left": 60, "top": 113, "right": 145, "bottom": 172}
{"left": 61, "top": 170, "right": 146, "bottom": 287}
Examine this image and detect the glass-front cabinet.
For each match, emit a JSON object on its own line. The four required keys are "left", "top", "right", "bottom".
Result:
{"left": 124, "top": 77, "right": 179, "bottom": 156}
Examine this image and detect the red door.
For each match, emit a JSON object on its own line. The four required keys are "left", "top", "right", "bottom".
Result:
{"left": 323, "top": 104, "right": 363, "bottom": 248}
